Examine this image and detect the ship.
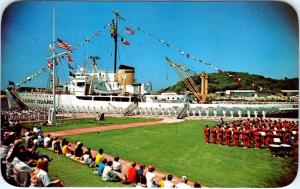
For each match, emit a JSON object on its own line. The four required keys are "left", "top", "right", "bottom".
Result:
{"left": 6, "top": 12, "right": 298, "bottom": 120}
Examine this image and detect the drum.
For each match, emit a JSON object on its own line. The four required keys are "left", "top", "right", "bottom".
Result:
{"left": 280, "top": 144, "right": 291, "bottom": 157}
{"left": 269, "top": 144, "right": 281, "bottom": 157}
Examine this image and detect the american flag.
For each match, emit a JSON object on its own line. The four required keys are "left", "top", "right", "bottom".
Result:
{"left": 121, "top": 38, "right": 130, "bottom": 45}
{"left": 125, "top": 27, "right": 134, "bottom": 35}
{"left": 56, "top": 38, "right": 72, "bottom": 50}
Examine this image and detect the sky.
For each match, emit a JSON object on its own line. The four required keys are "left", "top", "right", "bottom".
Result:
{"left": 1, "top": 1, "right": 299, "bottom": 91}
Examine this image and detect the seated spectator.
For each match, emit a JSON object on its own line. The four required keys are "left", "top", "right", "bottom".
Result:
{"left": 51, "top": 137, "right": 58, "bottom": 151}
{"left": 61, "top": 141, "right": 73, "bottom": 157}
{"left": 53, "top": 141, "right": 62, "bottom": 154}
{"left": 26, "top": 133, "right": 34, "bottom": 148}
{"left": 102, "top": 160, "right": 122, "bottom": 182}
{"left": 95, "top": 148, "right": 104, "bottom": 166}
{"left": 164, "top": 174, "right": 174, "bottom": 188}
{"left": 194, "top": 182, "right": 202, "bottom": 188}
{"left": 86, "top": 148, "right": 94, "bottom": 162}
{"left": 30, "top": 158, "right": 63, "bottom": 187}
{"left": 146, "top": 165, "right": 158, "bottom": 188}
{"left": 175, "top": 176, "right": 191, "bottom": 188}
{"left": 127, "top": 162, "right": 137, "bottom": 184}
{"left": 61, "top": 138, "right": 67, "bottom": 148}
{"left": 159, "top": 176, "right": 166, "bottom": 187}
{"left": 37, "top": 133, "right": 44, "bottom": 147}
{"left": 74, "top": 142, "right": 84, "bottom": 160}
{"left": 97, "top": 158, "right": 107, "bottom": 176}
{"left": 136, "top": 164, "right": 146, "bottom": 185}
{"left": 112, "top": 156, "right": 122, "bottom": 173}
{"left": 33, "top": 126, "right": 38, "bottom": 134}
{"left": 82, "top": 150, "right": 93, "bottom": 166}
{"left": 33, "top": 136, "right": 39, "bottom": 148}
{"left": 43, "top": 134, "right": 51, "bottom": 148}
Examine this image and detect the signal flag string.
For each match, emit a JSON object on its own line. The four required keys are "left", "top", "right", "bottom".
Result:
{"left": 118, "top": 15, "right": 279, "bottom": 94}
{"left": 15, "top": 23, "right": 110, "bottom": 87}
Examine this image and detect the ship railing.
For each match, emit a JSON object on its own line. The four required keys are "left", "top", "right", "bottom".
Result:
{"left": 212, "top": 101, "right": 298, "bottom": 105}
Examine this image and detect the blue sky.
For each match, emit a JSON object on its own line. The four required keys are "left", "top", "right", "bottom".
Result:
{"left": 1, "top": 1, "right": 299, "bottom": 91}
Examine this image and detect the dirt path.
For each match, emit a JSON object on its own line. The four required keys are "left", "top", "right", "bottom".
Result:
{"left": 45, "top": 118, "right": 183, "bottom": 137}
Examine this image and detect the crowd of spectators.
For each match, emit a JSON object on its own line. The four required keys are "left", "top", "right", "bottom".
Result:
{"left": 1, "top": 109, "right": 48, "bottom": 122}
{"left": 1, "top": 114, "right": 63, "bottom": 187}
{"left": 1, "top": 111, "right": 201, "bottom": 188}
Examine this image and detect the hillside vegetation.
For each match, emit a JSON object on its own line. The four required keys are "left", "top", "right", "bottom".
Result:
{"left": 161, "top": 72, "right": 298, "bottom": 94}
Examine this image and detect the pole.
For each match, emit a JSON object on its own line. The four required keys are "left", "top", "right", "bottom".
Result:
{"left": 113, "top": 12, "right": 118, "bottom": 80}
{"left": 51, "top": 6, "right": 56, "bottom": 125}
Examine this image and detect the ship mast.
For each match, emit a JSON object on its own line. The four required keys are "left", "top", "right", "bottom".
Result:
{"left": 112, "top": 12, "right": 119, "bottom": 81}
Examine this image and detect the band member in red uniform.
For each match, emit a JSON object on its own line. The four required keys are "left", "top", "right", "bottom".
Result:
{"left": 283, "top": 131, "right": 291, "bottom": 144}
{"left": 204, "top": 125, "right": 210, "bottom": 144}
{"left": 243, "top": 129, "right": 249, "bottom": 148}
{"left": 261, "top": 128, "right": 267, "bottom": 147}
{"left": 210, "top": 126, "right": 217, "bottom": 144}
{"left": 233, "top": 128, "right": 240, "bottom": 147}
{"left": 217, "top": 126, "right": 223, "bottom": 145}
{"left": 254, "top": 128, "right": 261, "bottom": 149}
{"left": 224, "top": 127, "right": 231, "bottom": 147}
{"left": 265, "top": 129, "right": 273, "bottom": 149}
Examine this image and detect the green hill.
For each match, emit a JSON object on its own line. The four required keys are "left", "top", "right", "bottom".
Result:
{"left": 160, "top": 72, "right": 298, "bottom": 94}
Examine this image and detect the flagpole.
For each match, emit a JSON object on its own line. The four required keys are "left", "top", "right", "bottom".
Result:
{"left": 113, "top": 12, "right": 118, "bottom": 81}
{"left": 51, "top": 6, "right": 56, "bottom": 125}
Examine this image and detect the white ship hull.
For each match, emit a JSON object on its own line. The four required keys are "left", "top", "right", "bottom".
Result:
{"left": 16, "top": 92, "right": 298, "bottom": 116}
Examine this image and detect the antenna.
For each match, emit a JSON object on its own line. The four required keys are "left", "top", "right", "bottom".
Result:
{"left": 88, "top": 56, "right": 101, "bottom": 73}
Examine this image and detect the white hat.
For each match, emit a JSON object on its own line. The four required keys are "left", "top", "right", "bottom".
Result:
{"left": 181, "top": 176, "right": 187, "bottom": 182}
{"left": 77, "top": 141, "right": 82, "bottom": 146}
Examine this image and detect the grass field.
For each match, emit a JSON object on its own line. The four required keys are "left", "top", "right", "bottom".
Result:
{"left": 37, "top": 148, "right": 127, "bottom": 187}
{"left": 62, "top": 120, "right": 297, "bottom": 187}
{"left": 24, "top": 117, "right": 159, "bottom": 133}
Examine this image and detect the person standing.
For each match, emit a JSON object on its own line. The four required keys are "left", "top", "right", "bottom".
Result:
{"left": 210, "top": 126, "right": 217, "bottom": 144}
{"left": 243, "top": 129, "right": 249, "bottom": 148}
{"left": 204, "top": 125, "right": 210, "bottom": 144}
{"left": 265, "top": 130, "right": 273, "bottom": 149}
{"left": 233, "top": 128, "right": 240, "bottom": 147}
{"left": 254, "top": 129, "right": 261, "bottom": 149}
{"left": 224, "top": 127, "right": 231, "bottom": 147}
{"left": 217, "top": 126, "right": 223, "bottom": 145}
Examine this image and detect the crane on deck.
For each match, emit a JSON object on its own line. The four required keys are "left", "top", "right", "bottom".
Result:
{"left": 165, "top": 56, "right": 210, "bottom": 103}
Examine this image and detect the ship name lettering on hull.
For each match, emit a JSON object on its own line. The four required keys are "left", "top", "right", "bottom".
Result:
{"left": 24, "top": 99, "right": 53, "bottom": 104}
